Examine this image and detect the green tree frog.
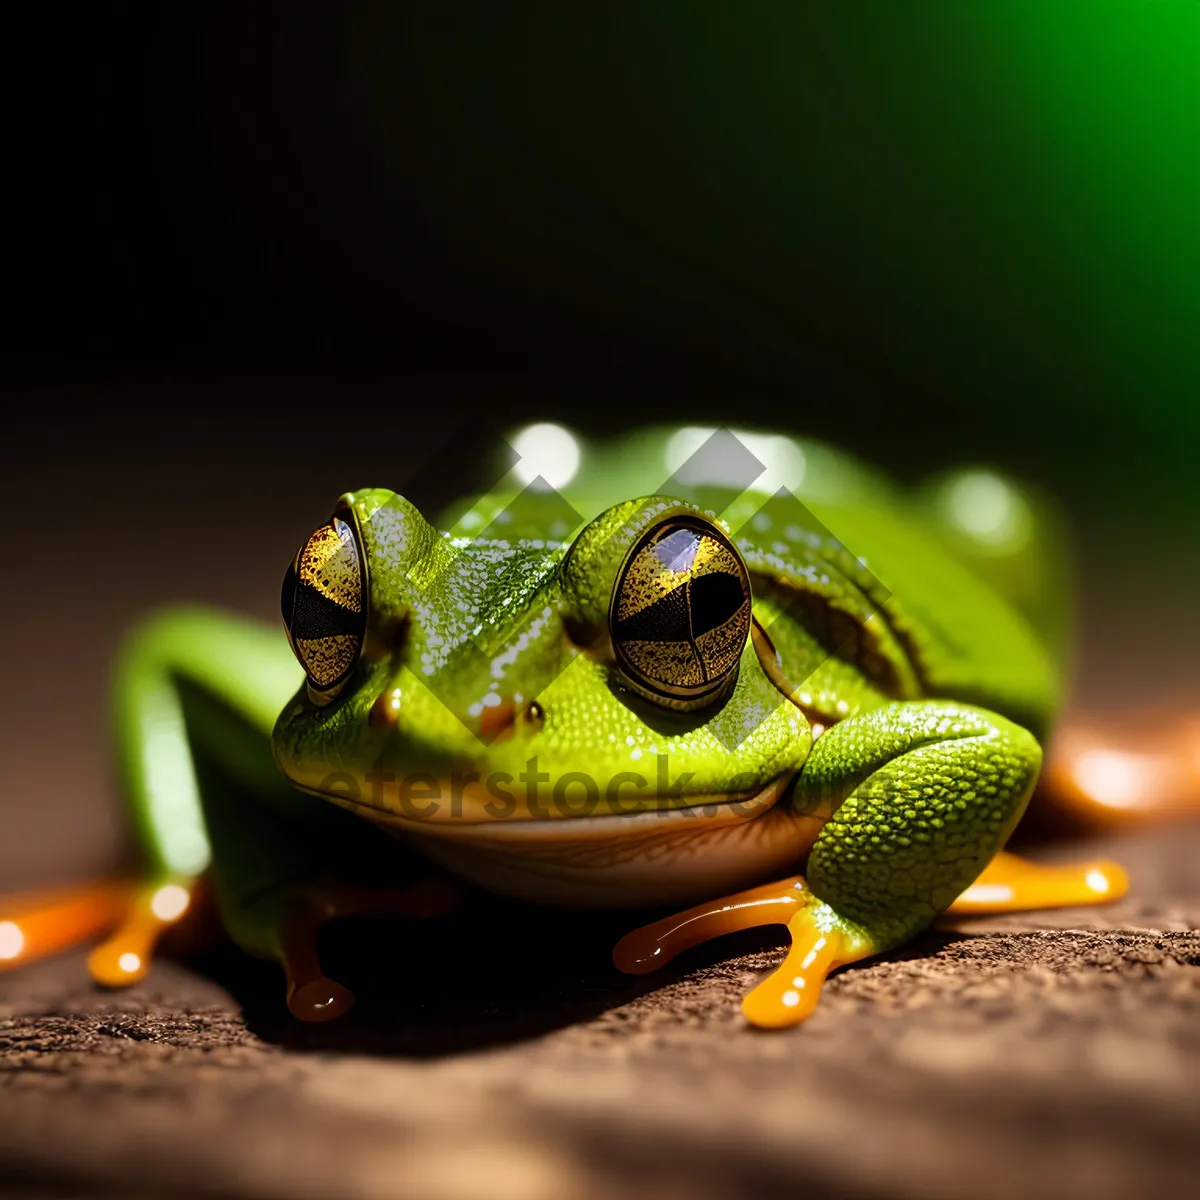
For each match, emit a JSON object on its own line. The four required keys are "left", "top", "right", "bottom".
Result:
{"left": 0, "top": 426, "right": 1127, "bottom": 1027}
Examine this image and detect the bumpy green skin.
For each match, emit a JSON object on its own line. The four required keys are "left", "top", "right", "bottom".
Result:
{"left": 272, "top": 490, "right": 805, "bottom": 800}
{"left": 109, "top": 425, "right": 1062, "bottom": 967}
{"left": 799, "top": 702, "right": 1040, "bottom": 952}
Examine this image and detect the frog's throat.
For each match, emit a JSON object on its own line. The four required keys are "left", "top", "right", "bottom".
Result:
{"left": 388, "top": 773, "right": 824, "bottom": 909}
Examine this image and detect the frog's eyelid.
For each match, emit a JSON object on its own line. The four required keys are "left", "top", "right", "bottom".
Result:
{"left": 307, "top": 680, "right": 342, "bottom": 708}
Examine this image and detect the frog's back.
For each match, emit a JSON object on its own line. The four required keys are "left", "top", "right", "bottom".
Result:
{"left": 806, "top": 494, "right": 1060, "bottom": 737}
{"left": 563, "top": 426, "right": 1062, "bottom": 738}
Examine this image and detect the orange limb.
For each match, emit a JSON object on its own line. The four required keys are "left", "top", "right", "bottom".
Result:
{"left": 277, "top": 900, "right": 356, "bottom": 1023}
{"left": 0, "top": 876, "right": 210, "bottom": 986}
{"left": 0, "top": 879, "right": 138, "bottom": 971}
{"left": 613, "top": 875, "right": 810, "bottom": 974}
{"left": 612, "top": 848, "right": 1131, "bottom": 1030}
{"left": 87, "top": 878, "right": 203, "bottom": 986}
{"left": 947, "top": 850, "right": 1128, "bottom": 914}
{"left": 613, "top": 875, "right": 871, "bottom": 1029}
{"left": 277, "top": 876, "right": 463, "bottom": 1022}
{"left": 740, "top": 911, "right": 866, "bottom": 1029}
{"left": 1041, "top": 710, "right": 1200, "bottom": 829}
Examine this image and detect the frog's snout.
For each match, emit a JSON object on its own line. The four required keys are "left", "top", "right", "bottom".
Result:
{"left": 368, "top": 683, "right": 546, "bottom": 745}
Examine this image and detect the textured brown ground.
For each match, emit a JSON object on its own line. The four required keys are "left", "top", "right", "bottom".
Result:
{"left": 2, "top": 823, "right": 1199, "bottom": 1200}
{"left": 3, "top": 428, "right": 1198, "bottom": 1199}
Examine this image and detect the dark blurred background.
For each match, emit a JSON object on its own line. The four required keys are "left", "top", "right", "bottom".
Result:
{"left": 3, "top": 2, "right": 1198, "bottom": 888}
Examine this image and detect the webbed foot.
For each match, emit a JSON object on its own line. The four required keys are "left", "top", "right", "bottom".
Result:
{"left": 0, "top": 877, "right": 203, "bottom": 984}
{"left": 613, "top": 876, "right": 809, "bottom": 975}
{"left": 87, "top": 878, "right": 203, "bottom": 985}
{"left": 613, "top": 875, "right": 874, "bottom": 1029}
{"left": 945, "top": 849, "right": 1128, "bottom": 914}
{"left": 613, "top": 848, "right": 1130, "bottom": 1029}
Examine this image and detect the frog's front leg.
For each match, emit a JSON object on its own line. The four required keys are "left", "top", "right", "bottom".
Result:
{"left": 618, "top": 701, "right": 1085, "bottom": 1027}
{"left": 3, "top": 608, "right": 292, "bottom": 980}
{"left": 223, "top": 871, "right": 462, "bottom": 1020}
{"left": 2, "top": 607, "right": 458, "bottom": 1018}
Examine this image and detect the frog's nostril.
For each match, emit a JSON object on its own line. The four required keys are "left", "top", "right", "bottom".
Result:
{"left": 369, "top": 686, "right": 404, "bottom": 728}
{"left": 520, "top": 700, "right": 546, "bottom": 734}
{"left": 477, "top": 697, "right": 544, "bottom": 743}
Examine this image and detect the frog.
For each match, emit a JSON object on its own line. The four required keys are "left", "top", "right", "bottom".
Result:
{"left": 0, "top": 424, "right": 1129, "bottom": 1028}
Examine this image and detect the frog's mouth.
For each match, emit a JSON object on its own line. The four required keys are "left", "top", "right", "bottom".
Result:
{"left": 291, "top": 769, "right": 824, "bottom": 907}
{"left": 290, "top": 767, "right": 797, "bottom": 832}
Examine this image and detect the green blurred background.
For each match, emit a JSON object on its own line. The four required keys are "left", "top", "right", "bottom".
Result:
{"left": 11, "top": 2, "right": 1198, "bottom": 508}
{"left": 4, "top": 2, "right": 1198, "bottom": 888}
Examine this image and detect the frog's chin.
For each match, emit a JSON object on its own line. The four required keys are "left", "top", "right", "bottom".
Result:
{"left": 365, "top": 773, "right": 824, "bottom": 909}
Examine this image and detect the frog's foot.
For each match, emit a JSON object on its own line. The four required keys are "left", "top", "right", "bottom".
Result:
{"left": 87, "top": 878, "right": 204, "bottom": 986}
{"left": 0, "top": 876, "right": 205, "bottom": 984}
{"left": 0, "top": 879, "right": 139, "bottom": 971}
{"left": 739, "top": 904, "right": 872, "bottom": 1028}
{"left": 1042, "top": 712, "right": 1200, "bottom": 828}
{"left": 946, "top": 850, "right": 1129, "bottom": 915}
{"left": 276, "top": 898, "right": 356, "bottom": 1023}
{"left": 272, "top": 876, "right": 463, "bottom": 1023}
{"left": 613, "top": 876, "right": 875, "bottom": 1029}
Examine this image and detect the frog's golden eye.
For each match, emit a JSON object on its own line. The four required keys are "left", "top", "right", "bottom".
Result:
{"left": 609, "top": 516, "right": 751, "bottom": 708}
{"left": 281, "top": 516, "right": 367, "bottom": 699}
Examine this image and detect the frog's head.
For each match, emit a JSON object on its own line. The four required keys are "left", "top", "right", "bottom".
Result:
{"left": 272, "top": 489, "right": 816, "bottom": 904}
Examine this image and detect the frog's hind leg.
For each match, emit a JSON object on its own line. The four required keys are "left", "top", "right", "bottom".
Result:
{"left": 945, "top": 850, "right": 1128, "bottom": 915}
{"left": 913, "top": 465, "right": 1074, "bottom": 666}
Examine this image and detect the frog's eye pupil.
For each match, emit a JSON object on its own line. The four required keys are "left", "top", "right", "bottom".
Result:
{"left": 610, "top": 517, "right": 751, "bottom": 706}
{"left": 282, "top": 516, "right": 367, "bottom": 693}
{"left": 686, "top": 571, "right": 747, "bottom": 636}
